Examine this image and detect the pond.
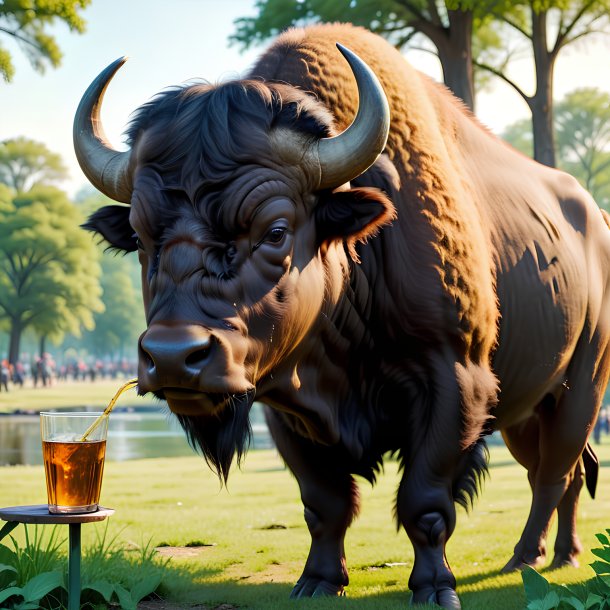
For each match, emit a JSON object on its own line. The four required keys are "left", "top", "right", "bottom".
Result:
{"left": 0, "top": 404, "right": 273, "bottom": 466}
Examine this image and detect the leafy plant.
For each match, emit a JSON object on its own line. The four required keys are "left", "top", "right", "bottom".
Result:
{"left": 0, "top": 523, "right": 165, "bottom": 609}
{"left": 522, "top": 529, "right": 610, "bottom": 610}
{"left": 5, "top": 526, "right": 65, "bottom": 586}
{"left": 0, "top": 569, "right": 63, "bottom": 609}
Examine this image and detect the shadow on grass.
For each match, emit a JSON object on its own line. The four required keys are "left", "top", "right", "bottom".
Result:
{"left": 164, "top": 580, "right": 428, "bottom": 609}
{"left": 158, "top": 569, "right": 525, "bottom": 610}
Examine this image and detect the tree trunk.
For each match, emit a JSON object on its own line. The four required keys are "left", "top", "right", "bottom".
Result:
{"left": 530, "top": 9, "right": 556, "bottom": 167}
{"left": 413, "top": 9, "right": 475, "bottom": 111}
{"left": 437, "top": 9, "right": 475, "bottom": 112}
{"left": 39, "top": 334, "right": 46, "bottom": 358}
{"left": 8, "top": 320, "right": 22, "bottom": 365}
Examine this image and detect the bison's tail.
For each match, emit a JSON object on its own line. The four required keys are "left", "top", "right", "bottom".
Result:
{"left": 583, "top": 442, "right": 599, "bottom": 499}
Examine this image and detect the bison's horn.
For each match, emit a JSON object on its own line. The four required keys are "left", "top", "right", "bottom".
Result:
{"left": 73, "top": 57, "right": 133, "bottom": 204}
{"left": 316, "top": 44, "right": 390, "bottom": 190}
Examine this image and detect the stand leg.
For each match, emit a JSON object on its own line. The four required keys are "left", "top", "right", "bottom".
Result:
{"left": 0, "top": 521, "right": 18, "bottom": 542}
{"left": 68, "top": 523, "right": 81, "bottom": 610}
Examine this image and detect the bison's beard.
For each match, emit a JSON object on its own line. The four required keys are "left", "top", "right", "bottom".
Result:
{"left": 175, "top": 391, "right": 254, "bottom": 483}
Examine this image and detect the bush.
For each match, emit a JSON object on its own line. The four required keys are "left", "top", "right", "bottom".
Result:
{"left": 522, "top": 529, "right": 610, "bottom": 610}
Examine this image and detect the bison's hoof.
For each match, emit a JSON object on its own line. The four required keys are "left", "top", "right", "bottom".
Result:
{"left": 500, "top": 553, "right": 545, "bottom": 574}
{"left": 550, "top": 554, "right": 579, "bottom": 569}
{"left": 410, "top": 587, "right": 461, "bottom": 609}
{"left": 290, "top": 577, "right": 345, "bottom": 598}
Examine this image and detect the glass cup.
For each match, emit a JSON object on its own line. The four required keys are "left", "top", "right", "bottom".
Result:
{"left": 40, "top": 412, "right": 108, "bottom": 514}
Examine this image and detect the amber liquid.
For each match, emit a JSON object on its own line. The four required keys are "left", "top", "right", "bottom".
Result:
{"left": 42, "top": 440, "right": 106, "bottom": 513}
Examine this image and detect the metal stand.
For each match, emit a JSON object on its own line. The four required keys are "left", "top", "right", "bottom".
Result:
{"left": 0, "top": 505, "right": 114, "bottom": 609}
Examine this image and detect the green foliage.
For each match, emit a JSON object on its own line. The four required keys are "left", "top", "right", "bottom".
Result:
{"left": 3, "top": 526, "right": 64, "bottom": 586}
{"left": 0, "top": 527, "right": 65, "bottom": 609}
{"left": 230, "top": 0, "right": 522, "bottom": 51}
{"left": 231, "top": 0, "right": 413, "bottom": 50}
{"left": 0, "top": 523, "right": 164, "bottom": 609}
{"left": 83, "top": 255, "right": 144, "bottom": 358}
{"left": 0, "top": 138, "right": 67, "bottom": 193}
{"left": 0, "top": 0, "right": 90, "bottom": 83}
{"left": 555, "top": 88, "right": 610, "bottom": 209}
{"left": 0, "top": 569, "right": 64, "bottom": 609}
{"left": 522, "top": 530, "right": 610, "bottom": 610}
{"left": 77, "top": 192, "right": 145, "bottom": 360}
{"left": 501, "top": 117, "right": 534, "bottom": 158}
{"left": 0, "top": 184, "right": 103, "bottom": 361}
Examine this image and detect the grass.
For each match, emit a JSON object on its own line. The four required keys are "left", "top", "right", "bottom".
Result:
{"left": 2, "top": 440, "right": 610, "bottom": 609}
{"left": 0, "top": 378, "right": 148, "bottom": 413}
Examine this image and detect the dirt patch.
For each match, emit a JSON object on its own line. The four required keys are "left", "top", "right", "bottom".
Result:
{"left": 137, "top": 602, "right": 236, "bottom": 610}
{"left": 138, "top": 600, "right": 210, "bottom": 610}
{"left": 155, "top": 545, "right": 215, "bottom": 558}
{"left": 224, "top": 560, "right": 300, "bottom": 585}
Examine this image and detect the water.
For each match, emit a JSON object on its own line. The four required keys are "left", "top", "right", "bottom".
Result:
{"left": 0, "top": 405, "right": 273, "bottom": 466}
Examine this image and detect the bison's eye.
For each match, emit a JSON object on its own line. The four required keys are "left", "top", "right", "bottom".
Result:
{"left": 253, "top": 226, "right": 287, "bottom": 252}
{"left": 267, "top": 227, "right": 286, "bottom": 243}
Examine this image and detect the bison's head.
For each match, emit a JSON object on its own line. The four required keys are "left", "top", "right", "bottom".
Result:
{"left": 74, "top": 46, "right": 394, "bottom": 479}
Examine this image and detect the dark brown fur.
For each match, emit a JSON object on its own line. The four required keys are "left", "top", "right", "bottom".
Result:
{"left": 82, "top": 24, "right": 610, "bottom": 608}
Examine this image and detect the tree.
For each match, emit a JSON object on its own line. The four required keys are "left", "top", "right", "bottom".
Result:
{"left": 0, "top": 137, "right": 67, "bottom": 192}
{"left": 231, "top": 0, "right": 511, "bottom": 112}
{"left": 0, "top": 0, "right": 90, "bottom": 83}
{"left": 476, "top": 1, "right": 610, "bottom": 167}
{"left": 501, "top": 117, "right": 534, "bottom": 157}
{"left": 76, "top": 191, "right": 145, "bottom": 360}
{"left": 555, "top": 88, "right": 610, "bottom": 208}
{"left": 0, "top": 184, "right": 103, "bottom": 363}
{"left": 82, "top": 254, "right": 145, "bottom": 360}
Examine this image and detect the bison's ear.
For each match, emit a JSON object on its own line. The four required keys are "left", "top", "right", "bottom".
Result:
{"left": 81, "top": 205, "right": 137, "bottom": 252}
{"left": 316, "top": 187, "right": 396, "bottom": 261}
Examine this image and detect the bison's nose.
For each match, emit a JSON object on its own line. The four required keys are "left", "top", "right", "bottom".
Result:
{"left": 138, "top": 324, "right": 214, "bottom": 388}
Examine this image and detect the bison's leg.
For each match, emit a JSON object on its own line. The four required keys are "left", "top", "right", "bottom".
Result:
{"left": 502, "top": 331, "right": 608, "bottom": 574}
{"left": 265, "top": 408, "right": 356, "bottom": 598}
{"left": 551, "top": 459, "right": 584, "bottom": 568}
{"left": 395, "top": 360, "right": 493, "bottom": 610}
{"left": 501, "top": 401, "right": 582, "bottom": 573}
{"left": 396, "top": 449, "right": 462, "bottom": 609}
{"left": 500, "top": 418, "right": 549, "bottom": 572}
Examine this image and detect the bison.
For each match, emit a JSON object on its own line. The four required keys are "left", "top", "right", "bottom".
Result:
{"left": 74, "top": 23, "right": 610, "bottom": 608}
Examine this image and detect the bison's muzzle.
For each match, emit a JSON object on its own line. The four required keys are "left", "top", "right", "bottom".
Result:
{"left": 138, "top": 323, "right": 254, "bottom": 414}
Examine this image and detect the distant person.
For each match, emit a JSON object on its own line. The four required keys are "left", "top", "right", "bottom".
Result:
{"left": 593, "top": 407, "right": 609, "bottom": 444}
{"left": 32, "top": 357, "right": 40, "bottom": 387}
{"left": 12, "top": 361, "right": 24, "bottom": 388}
{"left": 0, "top": 359, "right": 9, "bottom": 392}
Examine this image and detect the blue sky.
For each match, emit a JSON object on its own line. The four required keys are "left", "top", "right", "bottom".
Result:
{"left": 1, "top": 0, "right": 609, "bottom": 196}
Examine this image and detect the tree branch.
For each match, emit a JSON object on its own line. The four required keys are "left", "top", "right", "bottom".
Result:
{"left": 474, "top": 60, "right": 532, "bottom": 107}
{"left": 561, "top": 20, "right": 607, "bottom": 49}
{"left": 0, "top": 26, "right": 44, "bottom": 54}
{"left": 593, "top": 156, "right": 610, "bottom": 175}
{"left": 409, "top": 17, "right": 445, "bottom": 46}
{"left": 426, "top": 0, "right": 443, "bottom": 27}
{"left": 497, "top": 15, "right": 530, "bottom": 39}
{"left": 554, "top": 0, "right": 598, "bottom": 52}
{"left": 397, "top": 0, "right": 428, "bottom": 22}
{"left": 405, "top": 44, "right": 440, "bottom": 57}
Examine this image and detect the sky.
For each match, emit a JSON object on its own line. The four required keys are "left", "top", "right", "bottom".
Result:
{"left": 1, "top": 0, "right": 610, "bottom": 197}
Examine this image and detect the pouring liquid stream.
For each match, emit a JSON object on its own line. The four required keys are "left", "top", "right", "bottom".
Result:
{"left": 80, "top": 378, "right": 138, "bottom": 441}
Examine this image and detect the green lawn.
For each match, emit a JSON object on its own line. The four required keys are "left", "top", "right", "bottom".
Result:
{"left": 0, "top": 378, "right": 146, "bottom": 413}
{"left": 2, "top": 441, "right": 610, "bottom": 609}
